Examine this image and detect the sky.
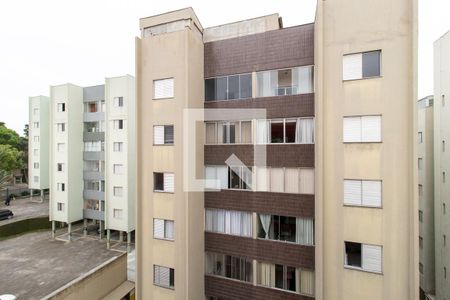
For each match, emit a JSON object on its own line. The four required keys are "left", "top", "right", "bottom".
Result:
{"left": 0, "top": 0, "right": 447, "bottom": 134}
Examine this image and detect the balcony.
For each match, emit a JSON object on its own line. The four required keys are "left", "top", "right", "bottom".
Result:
{"left": 83, "top": 209, "right": 105, "bottom": 221}
{"left": 83, "top": 132, "right": 105, "bottom": 142}
{"left": 83, "top": 190, "right": 105, "bottom": 201}
{"left": 83, "top": 171, "right": 105, "bottom": 181}
{"left": 83, "top": 151, "right": 105, "bottom": 161}
{"left": 83, "top": 112, "right": 105, "bottom": 122}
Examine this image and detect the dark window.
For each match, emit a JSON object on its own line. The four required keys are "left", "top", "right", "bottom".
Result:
{"left": 215, "top": 77, "right": 227, "bottom": 100}
{"left": 164, "top": 125, "right": 174, "bottom": 144}
{"left": 205, "top": 79, "right": 216, "bottom": 101}
{"left": 286, "top": 266, "right": 296, "bottom": 292}
{"left": 285, "top": 120, "right": 296, "bottom": 143}
{"left": 169, "top": 268, "right": 175, "bottom": 287}
{"left": 239, "top": 74, "right": 252, "bottom": 99}
{"left": 229, "top": 124, "right": 235, "bottom": 143}
{"left": 61, "top": 103, "right": 66, "bottom": 111}
{"left": 277, "top": 69, "right": 293, "bottom": 95}
{"left": 345, "top": 242, "right": 362, "bottom": 268}
{"left": 57, "top": 163, "right": 63, "bottom": 172}
{"left": 228, "top": 75, "right": 239, "bottom": 100}
{"left": 271, "top": 215, "right": 296, "bottom": 242}
{"left": 275, "top": 264, "right": 284, "bottom": 289}
{"left": 229, "top": 167, "right": 240, "bottom": 189}
{"left": 362, "top": 51, "right": 381, "bottom": 78}
{"left": 270, "top": 122, "right": 284, "bottom": 143}
{"left": 154, "top": 173, "right": 164, "bottom": 191}
{"left": 273, "top": 264, "right": 297, "bottom": 291}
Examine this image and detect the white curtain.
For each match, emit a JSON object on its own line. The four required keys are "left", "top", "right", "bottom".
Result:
{"left": 299, "top": 168, "right": 315, "bottom": 195}
{"left": 293, "top": 66, "right": 314, "bottom": 94}
{"left": 205, "top": 209, "right": 213, "bottom": 231}
{"left": 256, "top": 167, "right": 269, "bottom": 192}
{"left": 296, "top": 217, "right": 314, "bottom": 245}
{"left": 300, "top": 269, "right": 315, "bottom": 295}
{"left": 217, "top": 210, "right": 225, "bottom": 233}
{"left": 259, "top": 214, "right": 272, "bottom": 239}
{"left": 165, "top": 220, "right": 174, "bottom": 239}
{"left": 242, "top": 212, "right": 252, "bottom": 237}
{"left": 205, "top": 252, "right": 214, "bottom": 275}
{"left": 296, "top": 118, "right": 314, "bottom": 144}
{"left": 231, "top": 211, "right": 241, "bottom": 235}
{"left": 285, "top": 168, "right": 300, "bottom": 193}
{"left": 256, "top": 120, "right": 269, "bottom": 144}
{"left": 225, "top": 210, "right": 232, "bottom": 234}
{"left": 270, "top": 168, "right": 284, "bottom": 193}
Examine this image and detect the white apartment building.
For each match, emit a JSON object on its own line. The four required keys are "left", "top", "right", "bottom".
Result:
{"left": 45, "top": 76, "right": 136, "bottom": 247}
{"left": 28, "top": 95, "right": 50, "bottom": 198}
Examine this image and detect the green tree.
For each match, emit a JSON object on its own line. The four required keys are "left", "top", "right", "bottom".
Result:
{"left": 0, "top": 123, "right": 21, "bottom": 149}
{"left": 0, "top": 144, "right": 23, "bottom": 172}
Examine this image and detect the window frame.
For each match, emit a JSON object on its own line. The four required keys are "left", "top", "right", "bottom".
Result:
{"left": 153, "top": 265, "right": 175, "bottom": 289}
{"left": 342, "top": 50, "right": 382, "bottom": 81}
{"left": 153, "top": 78, "right": 174, "bottom": 100}
{"left": 343, "top": 115, "right": 382, "bottom": 143}
{"left": 344, "top": 241, "right": 383, "bottom": 274}
{"left": 204, "top": 73, "right": 253, "bottom": 102}
{"left": 153, "top": 218, "right": 175, "bottom": 241}
{"left": 343, "top": 179, "right": 383, "bottom": 208}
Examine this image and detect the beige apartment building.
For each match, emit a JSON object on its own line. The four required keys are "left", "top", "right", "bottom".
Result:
{"left": 136, "top": 1, "right": 417, "bottom": 299}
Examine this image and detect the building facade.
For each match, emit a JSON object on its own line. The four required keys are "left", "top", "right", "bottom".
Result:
{"left": 136, "top": 1, "right": 417, "bottom": 299}
{"left": 434, "top": 31, "right": 450, "bottom": 300}
{"left": 28, "top": 95, "right": 50, "bottom": 196}
{"left": 45, "top": 76, "right": 136, "bottom": 245}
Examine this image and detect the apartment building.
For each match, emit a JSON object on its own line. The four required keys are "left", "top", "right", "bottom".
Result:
{"left": 28, "top": 96, "right": 50, "bottom": 199}
{"left": 47, "top": 76, "right": 136, "bottom": 246}
{"left": 136, "top": 1, "right": 417, "bottom": 299}
{"left": 417, "top": 96, "right": 435, "bottom": 299}
{"left": 434, "top": 31, "right": 450, "bottom": 300}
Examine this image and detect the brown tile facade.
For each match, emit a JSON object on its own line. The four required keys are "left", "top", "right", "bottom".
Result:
{"left": 205, "top": 190, "right": 314, "bottom": 218}
{"left": 205, "top": 232, "right": 315, "bottom": 269}
{"left": 205, "top": 275, "right": 315, "bottom": 300}
{"left": 204, "top": 24, "right": 314, "bottom": 78}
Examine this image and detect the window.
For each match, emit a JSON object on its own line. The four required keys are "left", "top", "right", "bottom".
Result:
{"left": 228, "top": 166, "right": 252, "bottom": 190}
{"left": 255, "top": 167, "right": 315, "bottom": 194}
{"left": 113, "top": 142, "right": 124, "bottom": 152}
{"left": 419, "top": 236, "right": 423, "bottom": 249}
{"left": 84, "top": 199, "right": 100, "bottom": 210}
{"left": 153, "top": 172, "right": 174, "bottom": 193}
{"left": 57, "top": 183, "right": 65, "bottom": 192}
{"left": 343, "top": 116, "right": 381, "bottom": 143}
{"left": 343, "top": 180, "right": 382, "bottom": 207}
{"left": 101, "top": 100, "right": 106, "bottom": 112}
{"left": 57, "top": 103, "right": 66, "bottom": 112}
{"left": 205, "top": 120, "right": 253, "bottom": 144}
{"left": 343, "top": 50, "right": 381, "bottom": 80}
{"left": 113, "top": 208, "right": 123, "bottom": 219}
{"left": 113, "top": 97, "right": 124, "bottom": 107}
{"left": 419, "top": 210, "right": 423, "bottom": 222}
{"left": 85, "top": 180, "right": 104, "bottom": 191}
{"left": 153, "top": 219, "right": 174, "bottom": 240}
{"left": 257, "top": 263, "right": 314, "bottom": 295}
{"left": 84, "top": 102, "right": 97, "bottom": 113}
{"left": 257, "top": 118, "right": 314, "bottom": 144}
{"left": 57, "top": 123, "right": 66, "bottom": 132}
{"left": 85, "top": 122, "right": 102, "bottom": 133}
{"left": 57, "top": 202, "right": 64, "bottom": 211}
{"left": 33, "top": 122, "right": 39, "bottom": 129}
{"left": 33, "top": 136, "right": 39, "bottom": 142}
{"left": 205, "top": 252, "right": 252, "bottom": 283}
{"left": 34, "top": 162, "right": 39, "bottom": 169}
{"left": 418, "top": 132, "right": 423, "bottom": 144}
{"left": 205, "top": 73, "right": 252, "bottom": 101}
{"left": 113, "top": 120, "right": 124, "bottom": 130}
{"left": 344, "top": 242, "right": 382, "bottom": 273}
{"left": 154, "top": 78, "right": 174, "bottom": 99}
{"left": 256, "top": 66, "right": 314, "bottom": 97}
{"left": 84, "top": 141, "right": 102, "bottom": 152}
{"left": 57, "top": 143, "right": 65, "bottom": 152}
{"left": 204, "top": 166, "right": 228, "bottom": 190}
{"left": 33, "top": 108, "right": 39, "bottom": 115}
{"left": 153, "top": 265, "right": 174, "bottom": 289}
{"left": 257, "top": 214, "right": 314, "bottom": 245}
{"left": 113, "top": 186, "right": 123, "bottom": 197}
{"left": 113, "top": 164, "right": 124, "bottom": 175}
{"left": 33, "top": 176, "right": 39, "bottom": 183}
{"left": 418, "top": 158, "right": 423, "bottom": 170}
{"left": 205, "top": 209, "right": 252, "bottom": 237}
{"left": 57, "top": 163, "right": 64, "bottom": 172}
{"left": 33, "top": 149, "right": 39, "bottom": 156}
{"left": 154, "top": 125, "right": 174, "bottom": 145}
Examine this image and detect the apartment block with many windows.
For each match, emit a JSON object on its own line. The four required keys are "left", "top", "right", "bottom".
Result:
{"left": 136, "top": 1, "right": 417, "bottom": 299}
{"left": 29, "top": 95, "right": 50, "bottom": 198}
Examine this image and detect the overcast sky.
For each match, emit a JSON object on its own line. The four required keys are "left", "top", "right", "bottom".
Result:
{"left": 0, "top": 0, "right": 447, "bottom": 134}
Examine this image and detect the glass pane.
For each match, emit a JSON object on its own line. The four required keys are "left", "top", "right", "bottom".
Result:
{"left": 225, "top": 255, "right": 232, "bottom": 278}
{"left": 257, "top": 71, "right": 277, "bottom": 97}
{"left": 154, "top": 173, "right": 164, "bottom": 191}
{"left": 275, "top": 264, "right": 284, "bottom": 289}
{"left": 270, "top": 122, "right": 284, "bottom": 143}
{"left": 362, "top": 51, "right": 381, "bottom": 78}
{"left": 228, "top": 75, "right": 239, "bottom": 100}
{"left": 205, "top": 78, "right": 216, "bottom": 101}
{"left": 229, "top": 124, "right": 236, "bottom": 143}
{"left": 229, "top": 167, "right": 241, "bottom": 189}
{"left": 241, "top": 121, "right": 252, "bottom": 143}
{"left": 206, "top": 123, "right": 216, "bottom": 144}
{"left": 164, "top": 125, "right": 174, "bottom": 144}
{"left": 285, "top": 120, "right": 296, "bottom": 143}
{"left": 287, "top": 267, "right": 296, "bottom": 291}
{"left": 215, "top": 77, "right": 227, "bottom": 100}
{"left": 272, "top": 215, "right": 280, "bottom": 240}
{"left": 293, "top": 66, "right": 314, "bottom": 94}
{"left": 240, "top": 74, "right": 252, "bottom": 98}
{"left": 280, "top": 216, "right": 296, "bottom": 242}
{"left": 277, "top": 69, "right": 292, "bottom": 96}
{"left": 345, "top": 242, "right": 362, "bottom": 267}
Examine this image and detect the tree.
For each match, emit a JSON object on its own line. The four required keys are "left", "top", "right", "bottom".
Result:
{"left": 0, "top": 123, "right": 21, "bottom": 149}
{"left": 0, "top": 170, "right": 13, "bottom": 191}
{"left": 0, "top": 144, "right": 23, "bottom": 172}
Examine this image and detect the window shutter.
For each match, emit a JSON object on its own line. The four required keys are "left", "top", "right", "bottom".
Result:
{"left": 343, "top": 117, "right": 362, "bottom": 142}
{"left": 159, "top": 266, "right": 170, "bottom": 287}
{"left": 362, "top": 181, "right": 382, "bottom": 207}
{"left": 270, "top": 168, "right": 284, "bottom": 193}
{"left": 299, "top": 168, "right": 315, "bottom": 195}
{"left": 343, "top": 53, "right": 362, "bottom": 80}
{"left": 154, "top": 79, "right": 174, "bottom": 99}
{"left": 344, "top": 180, "right": 362, "bottom": 205}
{"left": 154, "top": 265, "right": 160, "bottom": 284}
{"left": 256, "top": 167, "right": 269, "bottom": 192}
{"left": 165, "top": 220, "right": 174, "bottom": 239}
{"left": 154, "top": 126, "right": 164, "bottom": 145}
{"left": 164, "top": 173, "right": 174, "bottom": 192}
{"left": 216, "top": 166, "right": 228, "bottom": 189}
{"left": 362, "top": 244, "right": 382, "bottom": 273}
{"left": 153, "top": 219, "right": 164, "bottom": 239}
{"left": 361, "top": 116, "right": 381, "bottom": 142}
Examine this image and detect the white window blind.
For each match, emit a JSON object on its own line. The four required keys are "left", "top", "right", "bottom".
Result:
{"left": 256, "top": 167, "right": 269, "bottom": 192}
{"left": 343, "top": 53, "right": 363, "bottom": 80}
{"left": 362, "top": 244, "right": 382, "bottom": 273}
{"left": 344, "top": 180, "right": 362, "bottom": 205}
{"left": 344, "top": 180, "right": 382, "bottom": 207}
{"left": 154, "top": 126, "right": 164, "bottom": 145}
{"left": 154, "top": 265, "right": 172, "bottom": 287}
{"left": 165, "top": 220, "right": 174, "bottom": 240}
{"left": 285, "top": 168, "right": 299, "bottom": 193}
{"left": 299, "top": 168, "right": 315, "bottom": 194}
{"left": 154, "top": 78, "right": 174, "bottom": 99}
{"left": 343, "top": 117, "right": 362, "bottom": 142}
{"left": 164, "top": 173, "right": 174, "bottom": 192}
{"left": 205, "top": 208, "right": 252, "bottom": 237}
{"left": 344, "top": 116, "right": 381, "bottom": 143}
{"left": 153, "top": 219, "right": 165, "bottom": 239}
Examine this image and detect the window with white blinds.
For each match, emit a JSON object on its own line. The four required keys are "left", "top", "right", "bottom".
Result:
{"left": 344, "top": 241, "right": 382, "bottom": 274}
{"left": 153, "top": 265, "right": 174, "bottom": 289}
{"left": 154, "top": 78, "right": 174, "bottom": 99}
{"left": 205, "top": 208, "right": 252, "bottom": 237}
{"left": 154, "top": 125, "right": 174, "bottom": 145}
{"left": 344, "top": 180, "right": 382, "bottom": 207}
{"left": 204, "top": 166, "right": 228, "bottom": 190}
{"left": 256, "top": 167, "right": 315, "bottom": 194}
{"left": 343, "top": 116, "right": 381, "bottom": 143}
{"left": 113, "top": 164, "right": 124, "bottom": 175}
{"left": 163, "top": 173, "right": 174, "bottom": 192}
{"left": 343, "top": 50, "right": 381, "bottom": 80}
{"left": 113, "top": 208, "right": 123, "bottom": 219}
{"left": 153, "top": 218, "right": 174, "bottom": 240}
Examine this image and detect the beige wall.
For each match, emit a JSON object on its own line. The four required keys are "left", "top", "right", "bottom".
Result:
{"left": 315, "top": 0, "right": 418, "bottom": 299}
{"left": 136, "top": 8, "right": 205, "bottom": 299}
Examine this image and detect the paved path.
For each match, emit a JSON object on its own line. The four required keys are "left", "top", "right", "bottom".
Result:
{"left": 0, "top": 196, "right": 48, "bottom": 226}
{"left": 0, "top": 230, "right": 121, "bottom": 299}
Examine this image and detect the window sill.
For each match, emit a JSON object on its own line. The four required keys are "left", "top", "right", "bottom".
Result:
{"left": 153, "top": 283, "right": 175, "bottom": 290}
{"left": 343, "top": 204, "right": 382, "bottom": 209}
{"left": 153, "top": 237, "right": 175, "bottom": 242}
{"left": 153, "top": 190, "right": 174, "bottom": 194}
{"left": 343, "top": 141, "right": 382, "bottom": 144}
{"left": 153, "top": 143, "right": 174, "bottom": 146}
{"left": 343, "top": 75, "right": 382, "bottom": 82}
{"left": 344, "top": 265, "right": 382, "bottom": 275}
{"left": 153, "top": 97, "right": 174, "bottom": 101}
{"left": 204, "top": 97, "right": 252, "bottom": 103}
